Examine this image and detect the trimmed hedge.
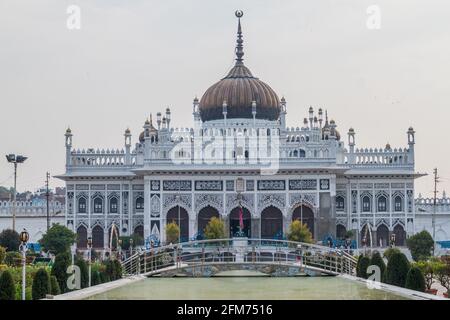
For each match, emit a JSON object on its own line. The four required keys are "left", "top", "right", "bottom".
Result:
{"left": 370, "top": 251, "right": 386, "bottom": 282}
{"left": 50, "top": 275, "right": 61, "bottom": 295}
{"left": 0, "top": 270, "right": 16, "bottom": 300}
{"left": 405, "top": 266, "right": 425, "bottom": 292}
{"left": 32, "top": 268, "right": 50, "bottom": 300}
{"left": 51, "top": 252, "right": 71, "bottom": 293}
{"left": 356, "top": 255, "right": 371, "bottom": 279}
{"left": 386, "top": 251, "right": 410, "bottom": 287}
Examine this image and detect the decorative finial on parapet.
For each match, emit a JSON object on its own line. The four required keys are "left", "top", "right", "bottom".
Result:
{"left": 235, "top": 10, "right": 244, "bottom": 65}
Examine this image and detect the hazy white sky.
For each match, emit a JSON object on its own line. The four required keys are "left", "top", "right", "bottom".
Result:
{"left": 0, "top": 0, "right": 449, "bottom": 197}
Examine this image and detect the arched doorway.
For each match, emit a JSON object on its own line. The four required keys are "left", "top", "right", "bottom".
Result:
{"left": 376, "top": 224, "right": 389, "bottom": 247}
{"left": 393, "top": 224, "right": 406, "bottom": 246}
{"left": 360, "top": 224, "right": 372, "bottom": 247}
{"left": 77, "top": 225, "right": 87, "bottom": 248}
{"left": 92, "top": 225, "right": 104, "bottom": 249}
{"left": 166, "top": 206, "right": 189, "bottom": 242}
{"left": 198, "top": 206, "right": 220, "bottom": 237}
{"left": 260, "top": 206, "right": 283, "bottom": 239}
{"left": 336, "top": 224, "right": 347, "bottom": 239}
{"left": 229, "top": 207, "right": 251, "bottom": 238}
{"left": 292, "top": 205, "right": 315, "bottom": 239}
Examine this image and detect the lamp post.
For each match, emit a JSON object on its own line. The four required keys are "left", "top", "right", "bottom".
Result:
{"left": 19, "top": 229, "right": 29, "bottom": 300}
{"left": 5, "top": 154, "right": 27, "bottom": 231}
{"left": 130, "top": 238, "right": 134, "bottom": 256}
{"left": 118, "top": 239, "right": 122, "bottom": 261}
{"left": 70, "top": 243, "right": 77, "bottom": 266}
{"left": 175, "top": 194, "right": 181, "bottom": 243}
{"left": 87, "top": 236, "right": 92, "bottom": 287}
{"left": 390, "top": 233, "right": 396, "bottom": 248}
{"left": 235, "top": 178, "right": 245, "bottom": 237}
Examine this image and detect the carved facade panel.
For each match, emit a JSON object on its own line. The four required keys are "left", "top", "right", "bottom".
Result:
{"left": 150, "top": 195, "right": 160, "bottom": 217}
{"left": 258, "top": 180, "right": 285, "bottom": 191}
{"left": 257, "top": 194, "right": 286, "bottom": 214}
{"left": 195, "top": 180, "right": 223, "bottom": 191}
{"left": 225, "top": 193, "right": 254, "bottom": 214}
{"left": 194, "top": 194, "right": 223, "bottom": 212}
{"left": 289, "top": 179, "right": 317, "bottom": 190}
{"left": 163, "top": 180, "right": 192, "bottom": 191}
{"left": 289, "top": 193, "right": 317, "bottom": 209}
{"left": 162, "top": 193, "right": 192, "bottom": 213}
{"left": 150, "top": 180, "right": 160, "bottom": 191}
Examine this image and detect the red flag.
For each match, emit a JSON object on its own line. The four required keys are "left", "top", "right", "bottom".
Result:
{"left": 239, "top": 207, "right": 244, "bottom": 231}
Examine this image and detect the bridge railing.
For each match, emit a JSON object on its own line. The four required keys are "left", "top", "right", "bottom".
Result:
{"left": 121, "top": 238, "right": 357, "bottom": 277}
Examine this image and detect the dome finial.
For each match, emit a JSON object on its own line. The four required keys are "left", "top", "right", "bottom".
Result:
{"left": 235, "top": 10, "right": 244, "bottom": 65}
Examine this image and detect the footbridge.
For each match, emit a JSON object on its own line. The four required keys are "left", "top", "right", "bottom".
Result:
{"left": 121, "top": 238, "right": 357, "bottom": 277}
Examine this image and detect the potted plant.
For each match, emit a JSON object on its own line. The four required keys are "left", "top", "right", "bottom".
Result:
{"left": 435, "top": 262, "right": 450, "bottom": 298}
{"left": 416, "top": 260, "right": 438, "bottom": 294}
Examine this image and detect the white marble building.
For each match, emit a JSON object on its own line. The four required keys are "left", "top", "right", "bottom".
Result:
{"left": 57, "top": 14, "right": 421, "bottom": 250}
{"left": 415, "top": 192, "right": 450, "bottom": 254}
{"left": 0, "top": 199, "right": 65, "bottom": 243}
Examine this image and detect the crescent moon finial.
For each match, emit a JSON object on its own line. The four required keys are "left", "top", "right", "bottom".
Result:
{"left": 235, "top": 10, "right": 243, "bottom": 18}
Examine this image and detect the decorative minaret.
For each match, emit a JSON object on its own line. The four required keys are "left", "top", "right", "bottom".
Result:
{"left": 165, "top": 107, "right": 171, "bottom": 129}
{"left": 407, "top": 126, "right": 415, "bottom": 165}
{"left": 308, "top": 106, "right": 314, "bottom": 129}
{"left": 143, "top": 118, "right": 151, "bottom": 159}
{"left": 235, "top": 10, "right": 244, "bottom": 65}
{"left": 318, "top": 108, "right": 323, "bottom": 129}
{"left": 65, "top": 127, "right": 73, "bottom": 167}
{"left": 280, "top": 97, "right": 287, "bottom": 130}
{"left": 156, "top": 112, "right": 162, "bottom": 130}
{"left": 193, "top": 97, "right": 200, "bottom": 121}
{"left": 222, "top": 100, "right": 228, "bottom": 125}
{"left": 348, "top": 128, "right": 355, "bottom": 164}
{"left": 124, "top": 128, "right": 131, "bottom": 165}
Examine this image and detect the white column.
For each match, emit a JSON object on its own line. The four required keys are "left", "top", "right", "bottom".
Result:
{"left": 144, "top": 177, "right": 151, "bottom": 240}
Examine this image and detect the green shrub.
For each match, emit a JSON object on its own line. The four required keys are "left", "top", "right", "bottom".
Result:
{"left": 4, "top": 251, "right": 21, "bottom": 266}
{"left": 166, "top": 222, "right": 180, "bottom": 244}
{"left": 0, "top": 270, "right": 16, "bottom": 300}
{"left": 383, "top": 247, "right": 401, "bottom": 261}
{"left": 0, "top": 246, "right": 6, "bottom": 264}
{"left": 385, "top": 252, "right": 410, "bottom": 287}
{"left": 204, "top": 217, "right": 226, "bottom": 240}
{"left": 75, "top": 257, "right": 89, "bottom": 288}
{"left": 405, "top": 266, "right": 425, "bottom": 292}
{"left": 406, "top": 230, "right": 434, "bottom": 262}
{"left": 32, "top": 268, "right": 50, "bottom": 300}
{"left": 415, "top": 259, "right": 441, "bottom": 290}
{"left": 91, "top": 271, "right": 101, "bottom": 286}
{"left": 51, "top": 252, "right": 71, "bottom": 293}
{"left": 370, "top": 251, "right": 386, "bottom": 281}
{"left": 113, "top": 259, "right": 122, "bottom": 280}
{"left": 0, "top": 229, "right": 20, "bottom": 252}
{"left": 50, "top": 275, "right": 60, "bottom": 295}
{"left": 287, "top": 220, "right": 313, "bottom": 243}
{"left": 356, "top": 255, "right": 371, "bottom": 279}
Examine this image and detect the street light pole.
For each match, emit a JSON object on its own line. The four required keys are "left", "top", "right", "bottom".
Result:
{"left": 46, "top": 172, "right": 50, "bottom": 231}
{"left": 5, "top": 154, "right": 27, "bottom": 232}
{"left": 19, "top": 229, "right": 29, "bottom": 300}
{"left": 432, "top": 168, "right": 439, "bottom": 256}
{"left": 87, "top": 236, "right": 92, "bottom": 287}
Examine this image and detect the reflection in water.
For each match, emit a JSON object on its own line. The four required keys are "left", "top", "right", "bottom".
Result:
{"left": 88, "top": 271, "right": 409, "bottom": 300}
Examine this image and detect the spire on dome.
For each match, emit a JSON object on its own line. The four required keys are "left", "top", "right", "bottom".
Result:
{"left": 235, "top": 10, "right": 244, "bottom": 65}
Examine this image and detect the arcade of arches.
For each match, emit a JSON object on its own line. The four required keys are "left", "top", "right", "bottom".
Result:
{"left": 359, "top": 223, "right": 407, "bottom": 247}
{"left": 198, "top": 206, "right": 220, "bottom": 236}
{"left": 166, "top": 206, "right": 189, "bottom": 242}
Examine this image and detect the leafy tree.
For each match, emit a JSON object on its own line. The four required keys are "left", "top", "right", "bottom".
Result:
{"left": 406, "top": 230, "right": 434, "bottom": 262}
{"left": 75, "top": 257, "right": 89, "bottom": 288}
{"left": 344, "top": 230, "right": 354, "bottom": 239}
{"left": 356, "top": 255, "right": 371, "bottom": 279}
{"left": 0, "top": 246, "right": 6, "bottom": 264}
{"left": 0, "top": 270, "right": 16, "bottom": 300}
{"left": 383, "top": 247, "right": 401, "bottom": 261}
{"left": 204, "top": 217, "right": 226, "bottom": 240}
{"left": 370, "top": 251, "right": 386, "bottom": 281}
{"left": 32, "top": 268, "right": 50, "bottom": 300}
{"left": 385, "top": 251, "right": 410, "bottom": 287}
{"left": 49, "top": 275, "right": 61, "bottom": 295}
{"left": 166, "top": 222, "right": 180, "bottom": 244}
{"left": 287, "top": 220, "right": 313, "bottom": 243}
{"left": 405, "top": 266, "right": 425, "bottom": 292}
{"left": 39, "top": 224, "right": 76, "bottom": 255}
{"left": 0, "top": 229, "right": 20, "bottom": 251}
{"left": 91, "top": 271, "right": 101, "bottom": 286}
{"left": 51, "top": 252, "right": 71, "bottom": 293}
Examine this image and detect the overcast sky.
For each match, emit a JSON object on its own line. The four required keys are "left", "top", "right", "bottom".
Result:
{"left": 0, "top": 0, "right": 449, "bottom": 197}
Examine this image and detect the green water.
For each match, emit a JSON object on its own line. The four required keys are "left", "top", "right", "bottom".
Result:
{"left": 88, "top": 272, "right": 410, "bottom": 300}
